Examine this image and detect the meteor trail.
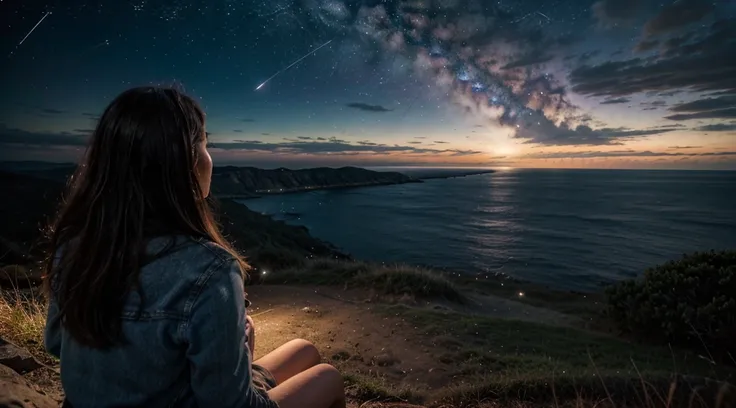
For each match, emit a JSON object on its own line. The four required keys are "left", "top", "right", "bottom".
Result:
{"left": 255, "top": 39, "right": 333, "bottom": 91}
{"left": 19, "top": 12, "right": 51, "bottom": 46}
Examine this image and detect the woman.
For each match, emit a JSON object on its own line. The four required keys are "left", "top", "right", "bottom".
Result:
{"left": 42, "top": 86, "right": 346, "bottom": 408}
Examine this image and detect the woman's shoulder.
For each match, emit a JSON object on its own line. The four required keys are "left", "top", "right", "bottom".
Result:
{"left": 145, "top": 235, "right": 238, "bottom": 274}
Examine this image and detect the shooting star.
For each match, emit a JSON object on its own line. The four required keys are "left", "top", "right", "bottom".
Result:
{"left": 536, "top": 11, "right": 551, "bottom": 21}
{"left": 255, "top": 39, "right": 333, "bottom": 91}
{"left": 18, "top": 12, "right": 52, "bottom": 46}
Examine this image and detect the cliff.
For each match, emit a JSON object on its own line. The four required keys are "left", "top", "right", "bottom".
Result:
{"left": 211, "top": 166, "right": 420, "bottom": 197}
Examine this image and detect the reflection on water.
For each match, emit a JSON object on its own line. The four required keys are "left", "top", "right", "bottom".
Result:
{"left": 241, "top": 169, "right": 736, "bottom": 291}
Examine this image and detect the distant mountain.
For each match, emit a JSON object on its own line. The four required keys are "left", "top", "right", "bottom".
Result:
{"left": 211, "top": 166, "right": 420, "bottom": 197}
{"left": 0, "top": 163, "right": 421, "bottom": 198}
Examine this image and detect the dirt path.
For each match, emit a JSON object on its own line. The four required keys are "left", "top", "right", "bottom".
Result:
{"left": 247, "top": 284, "right": 580, "bottom": 406}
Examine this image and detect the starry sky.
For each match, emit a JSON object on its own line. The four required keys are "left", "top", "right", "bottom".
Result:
{"left": 1, "top": 0, "right": 735, "bottom": 169}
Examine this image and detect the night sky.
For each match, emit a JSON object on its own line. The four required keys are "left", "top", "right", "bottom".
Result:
{"left": 1, "top": 0, "right": 735, "bottom": 169}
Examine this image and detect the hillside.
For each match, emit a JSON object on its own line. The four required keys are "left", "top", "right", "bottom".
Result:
{"left": 0, "top": 170, "right": 345, "bottom": 272}
{"left": 211, "top": 166, "right": 420, "bottom": 197}
{"left": 0, "top": 163, "right": 421, "bottom": 198}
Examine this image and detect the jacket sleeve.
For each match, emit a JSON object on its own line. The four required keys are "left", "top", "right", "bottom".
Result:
{"left": 44, "top": 298, "right": 62, "bottom": 358}
{"left": 185, "top": 259, "right": 278, "bottom": 408}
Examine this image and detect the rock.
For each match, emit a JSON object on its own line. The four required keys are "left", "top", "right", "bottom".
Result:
{"left": 0, "top": 339, "right": 43, "bottom": 374}
{"left": 0, "top": 363, "right": 57, "bottom": 408}
{"left": 331, "top": 351, "right": 351, "bottom": 361}
{"left": 0, "top": 265, "right": 43, "bottom": 289}
{"left": 372, "top": 352, "right": 399, "bottom": 367}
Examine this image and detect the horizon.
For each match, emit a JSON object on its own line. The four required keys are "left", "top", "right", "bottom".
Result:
{"left": 1, "top": 0, "right": 734, "bottom": 170}
{"left": 2, "top": 159, "right": 735, "bottom": 172}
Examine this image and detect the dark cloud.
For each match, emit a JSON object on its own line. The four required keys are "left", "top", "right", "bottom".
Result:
{"left": 209, "top": 139, "right": 483, "bottom": 156}
{"left": 502, "top": 54, "right": 554, "bottom": 70}
{"left": 0, "top": 125, "right": 88, "bottom": 148}
{"left": 515, "top": 119, "right": 677, "bottom": 146}
{"left": 642, "top": 100, "right": 668, "bottom": 107}
{"left": 316, "top": 137, "right": 327, "bottom": 141}
{"left": 652, "top": 124, "right": 686, "bottom": 129}
{"left": 434, "top": 141, "right": 448, "bottom": 144}
{"left": 644, "top": 0, "right": 715, "bottom": 37}
{"left": 665, "top": 108, "right": 736, "bottom": 121}
{"left": 407, "top": 141, "right": 422, "bottom": 144}
{"left": 527, "top": 150, "right": 736, "bottom": 159}
{"left": 570, "top": 20, "right": 736, "bottom": 98}
{"left": 346, "top": 103, "right": 392, "bottom": 113}
{"left": 592, "top": 0, "right": 643, "bottom": 27}
{"left": 634, "top": 39, "right": 659, "bottom": 53}
{"left": 41, "top": 108, "right": 66, "bottom": 115}
{"left": 669, "top": 146, "right": 702, "bottom": 149}
{"left": 233, "top": 129, "right": 243, "bottom": 133}
{"left": 261, "top": 133, "right": 271, "bottom": 136}
{"left": 298, "top": 136, "right": 313, "bottom": 140}
{"left": 601, "top": 97, "right": 630, "bottom": 105}
{"left": 73, "top": 129, "right": 94, "bottom": 133}
{"left": 668, "top": 96, "right": 736, "bottom": 113}
{"left": 692, "top": 123, "right": 736, "bottom": 132}
{"left": 82, "top": 112, "right": 99, "bottom": 118}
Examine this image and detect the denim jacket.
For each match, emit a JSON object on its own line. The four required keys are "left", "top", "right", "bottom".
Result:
{"left": 44, "top": 236, "right": 279, "bottom": 408}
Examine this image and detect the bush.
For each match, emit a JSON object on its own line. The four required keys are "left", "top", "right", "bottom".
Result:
{"left": 605, "top": 250, "right": 736, "bottom": 359}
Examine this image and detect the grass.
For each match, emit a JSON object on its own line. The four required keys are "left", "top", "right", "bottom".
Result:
{"left": 0, "top": 286, "right": 49, "bottom": 363}
{"left": 263, "top": 258, "right": 467, "bottom": 304}
{"left": 374, "top": 305, "right": 736, "bottom": 407}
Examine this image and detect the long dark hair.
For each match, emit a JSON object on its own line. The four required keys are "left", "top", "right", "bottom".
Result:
{"left": 43, "top": 86, "right": 247, "bottom": 349}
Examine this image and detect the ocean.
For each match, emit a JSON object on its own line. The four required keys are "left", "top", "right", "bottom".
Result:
{"left": 239, "top": 169, "right": 736, "bottom": 291}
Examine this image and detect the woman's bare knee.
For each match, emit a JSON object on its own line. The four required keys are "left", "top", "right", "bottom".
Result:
{"left": 286, "top": 339, "right": 321, "bottom": 366}
{"left": 268, "top": 363, "right": 345, "bottom": 408}
{"left": 312, "top": 364, "right": 343, "bottom": 388}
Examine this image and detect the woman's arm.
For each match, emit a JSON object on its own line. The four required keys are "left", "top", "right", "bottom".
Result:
{"left": 185, "top": 259, "right": 278, "bottom": 408}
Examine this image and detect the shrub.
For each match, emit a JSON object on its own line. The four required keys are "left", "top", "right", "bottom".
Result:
{"left": 605, "top": 250, "right": 736, "bottom": 359}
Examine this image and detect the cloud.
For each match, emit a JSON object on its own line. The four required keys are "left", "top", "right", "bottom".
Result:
{"left": 233, "top": 129, "right": 243, "bottom": 133}
{"left": 73, "top": 129, "right": 94, "bottom": 133}
{"left": 669, "top": 146, "right": 701, "bottom": 149}
{"left": 601, "top": 97, "right": 630, "bottom": 105}
{"left": 668, "top": 96, "right": 736, "bottom": 113}
{"left": 634, "top": 39, "right": 659, "bottom": 53}
{"left": 665, "top": 108, "right": 736, "bottom": 121}
{"left": 209, "top": 139, "right": 483, "bottom": 156}
{"left": 82, "top": 112, "right": 99, "bottom": 118}
{"left": 407, "top": 141, "right": 422, "bottom": 144}
{"left": 692, "top": 123, "right": 736, "bottom": 132}
{"left": 241, "top": 118, "right": 256, "bottom": 122}
{"left": 261, "top": 133, "right": 271, "bottom": 136}
{"left": 41, "top": 108, "right": 66, "bottom": 115}
{"left": 298, "top": 136, "right": 313, "bottom": 140}
{"left": 569, "top": 19, "right": 736, "bottom": 98}
{"left": 346, "top": 103, "right": 393, "bottom": 113}
{"left": 0, "top": 124, "right": 88, "bottom": 148}
{"left": 592, "top": 0, "right": 643, "bottom": 27}
{"left": 434, "top": 141, "right": 448, "bottom": 144}
{"left": 644, "top": 0, "right": 715, "bottom": 37}
{"left": 514, "top": 115, "right": 678, "bottom": 145}
{"left": 526, "top": 149, "right": 736, "bottom": 159}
